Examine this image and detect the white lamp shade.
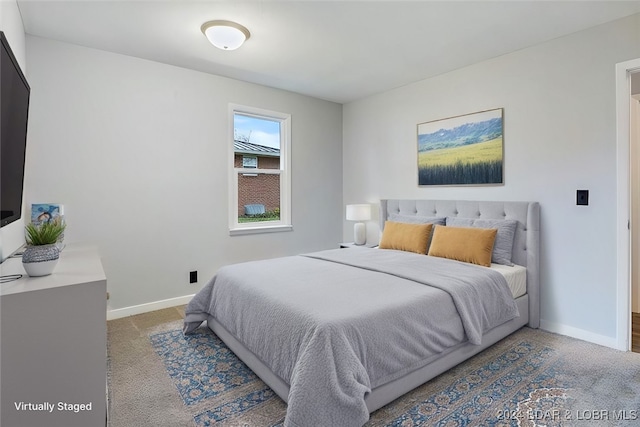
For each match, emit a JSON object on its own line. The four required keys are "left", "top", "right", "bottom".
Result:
{"left": 201, "top": 21, "right": 250, "bottom": 51}
{"left": 346, "top": 204, "right": 371, "bottom": 221}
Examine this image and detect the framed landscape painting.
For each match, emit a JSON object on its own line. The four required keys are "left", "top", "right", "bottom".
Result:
{"left": 417, "top": 108, "right": 504, "bottom": 186}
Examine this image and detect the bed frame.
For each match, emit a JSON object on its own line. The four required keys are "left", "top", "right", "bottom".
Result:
{"left": 207, "top": 199, "right": 540, "bottom": 414}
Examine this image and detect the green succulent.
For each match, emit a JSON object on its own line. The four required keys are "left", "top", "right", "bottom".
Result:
{"left": 25, "top": 221, "right": 66, "bottom": 246}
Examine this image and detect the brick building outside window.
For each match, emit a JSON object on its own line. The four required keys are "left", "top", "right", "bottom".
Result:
{"left": 234, "top": 140, "right": 280, "bottom": 218}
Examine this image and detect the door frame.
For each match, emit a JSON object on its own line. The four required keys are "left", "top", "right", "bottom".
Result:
{"left": 616, "top": 58, "right": 640, "bottom": 351}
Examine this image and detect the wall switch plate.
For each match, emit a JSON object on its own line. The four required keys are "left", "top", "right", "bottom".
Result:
{"left": 577, "top": 190, "right": 589, "bottom": 206}
{"left": 189, "top": 271, "right": 197, "bottom": 283}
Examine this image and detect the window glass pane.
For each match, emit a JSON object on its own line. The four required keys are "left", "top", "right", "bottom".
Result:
{"left": 233, "top": 113, "right": 281, "bottom": 168}
{"left": 237, "top": 172, "right": 281, "bottom": 223}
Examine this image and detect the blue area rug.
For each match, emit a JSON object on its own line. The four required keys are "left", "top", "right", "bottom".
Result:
{"left": 150, "top": 329, "right": 263, "bottom": 406}
{"left": 150, "top": 326, "right": 576, "bottom": 426}
{"left": 379, "top": 343, "right": 569, "bottom": 426}
{"left": 151, "top": 327, "right": 284, "bottom": 426}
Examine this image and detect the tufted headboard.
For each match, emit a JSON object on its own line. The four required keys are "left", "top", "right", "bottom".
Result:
{"left": 380, "top": 199, "right": 540, "bottom": 328}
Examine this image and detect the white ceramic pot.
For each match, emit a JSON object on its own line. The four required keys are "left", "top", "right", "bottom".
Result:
{"left": 22, "top": 244, "right": 60, "bottom": 277}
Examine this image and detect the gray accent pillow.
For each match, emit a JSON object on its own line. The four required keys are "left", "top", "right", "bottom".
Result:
{"left": 387, "top": 214, "right": 446, "bottom": 226}
{"left": 387, "top": 215, "right": 445, "bottom": 252}
{"left": 445, "top": 217, "right": 518, "bottom": 266}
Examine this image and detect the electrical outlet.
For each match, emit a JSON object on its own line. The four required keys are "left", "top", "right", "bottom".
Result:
{"left": 189, "top": 271, "right": 198, "bottom": 284}
{"left": 577, "top": 190, "right": 589, "bottom": 206}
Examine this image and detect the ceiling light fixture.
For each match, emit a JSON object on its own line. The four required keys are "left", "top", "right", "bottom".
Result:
{"left": 201, "top": 20, "right": 250, "bottom": 51}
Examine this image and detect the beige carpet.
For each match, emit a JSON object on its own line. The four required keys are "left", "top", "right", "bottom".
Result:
{"left": 107, "top": 307, "right": 640, "bottom": 427}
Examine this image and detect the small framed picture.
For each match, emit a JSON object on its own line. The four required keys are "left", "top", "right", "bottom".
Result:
{"left": 31, "top": 204, "right": 64, "bottom": 225}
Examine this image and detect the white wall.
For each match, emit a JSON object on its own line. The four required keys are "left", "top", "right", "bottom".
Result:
{"left": 25, "top": 36, "right": 343, "bottom": 311}
{"left": 343, "top": 14, "right": 640, "bottom": 346}
{"left": 0, "top": 0, "right": 27, "bottom": 261}
{"left": 0, "top": 1, "right": 24, "bottom": 68}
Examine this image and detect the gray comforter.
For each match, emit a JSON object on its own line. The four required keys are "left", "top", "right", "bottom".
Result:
{"left": 184, "top": 248, "right": 519, "bottom": 427}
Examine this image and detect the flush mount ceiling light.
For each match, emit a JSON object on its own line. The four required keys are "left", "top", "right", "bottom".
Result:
{"left": 201, "top": 20, "right": 250, "bottom": 51}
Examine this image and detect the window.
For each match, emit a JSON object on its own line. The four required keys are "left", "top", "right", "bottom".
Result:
{"left": 242, "top": 156, "right": 258, "bottom": 168}
{"left": 229, "top": 104, "right": 291, "bottom": 234}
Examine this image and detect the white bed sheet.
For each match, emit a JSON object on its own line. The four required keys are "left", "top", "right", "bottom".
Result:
{"left": 490, "top": 263, "right": 527, "bottom": 298}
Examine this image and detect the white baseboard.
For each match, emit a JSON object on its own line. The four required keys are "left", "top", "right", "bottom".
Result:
{"left": 107, "top": 294, "right": 194, "bottom": 321}
{"left": 540, "top": 319, "right": 619, "bottom": 349}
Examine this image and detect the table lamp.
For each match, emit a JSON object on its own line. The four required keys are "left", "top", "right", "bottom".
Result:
{"left": 346, "top": 204, "right": 371, "bottom": 245}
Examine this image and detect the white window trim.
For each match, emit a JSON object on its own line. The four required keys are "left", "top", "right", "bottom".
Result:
{"left": 229, "top": 104, "right": 292, "bottom": 235}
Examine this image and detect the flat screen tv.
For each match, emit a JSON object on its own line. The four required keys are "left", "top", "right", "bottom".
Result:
{"left": 0, "top": 31, "right": 30, "bottom": 228}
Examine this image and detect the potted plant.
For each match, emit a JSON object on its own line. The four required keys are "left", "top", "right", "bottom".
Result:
{"left": 22, "top": 220, "right": 66, "bottom": 277}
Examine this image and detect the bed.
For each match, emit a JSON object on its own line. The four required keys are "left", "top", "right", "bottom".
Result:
{"left": 184, "top": 199, "right": 540, "bottom": 427}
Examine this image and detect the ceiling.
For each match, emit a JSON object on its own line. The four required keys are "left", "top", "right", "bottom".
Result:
{"left": 17, "top": 1, "right": 640, "bottom": 104}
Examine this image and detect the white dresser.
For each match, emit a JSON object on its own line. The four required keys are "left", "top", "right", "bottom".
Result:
{"left": 0, "top": 244, "right": 107, "bottom": 427}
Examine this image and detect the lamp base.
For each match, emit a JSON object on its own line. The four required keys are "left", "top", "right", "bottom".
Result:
{"left": 353, "top": 222, "right": 366, "bottom": 245}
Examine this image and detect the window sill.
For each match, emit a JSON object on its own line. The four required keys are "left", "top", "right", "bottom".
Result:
{"left": 229, "top": 224, "right": 293, "bottom": 236}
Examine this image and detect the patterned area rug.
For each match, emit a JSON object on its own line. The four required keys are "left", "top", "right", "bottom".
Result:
{"left": 150, "top": 329, "right": 283, "bottom": 426}
{"left": 149, "top": 326, "right": 577, "bottom": 427}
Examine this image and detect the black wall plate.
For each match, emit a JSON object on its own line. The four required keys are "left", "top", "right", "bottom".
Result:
{"left": 577, "top": 190, "right": 589, "bottom": 206}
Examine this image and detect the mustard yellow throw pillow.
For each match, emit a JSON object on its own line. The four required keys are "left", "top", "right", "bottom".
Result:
{"left": 379, "top": 221, "right": 433, "bottom": 255}
{"left": 428, "top": 225, "right": 497, "bottom": 267}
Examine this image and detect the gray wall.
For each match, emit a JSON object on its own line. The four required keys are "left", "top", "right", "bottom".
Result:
{"left": 342, "top": 14, "right": 640, "bottom": 346}
{"left": 25, "top": 36, "right": 343, "bottom": 310}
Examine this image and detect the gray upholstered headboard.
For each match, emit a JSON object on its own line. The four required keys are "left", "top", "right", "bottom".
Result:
{"left": 380, "top": 199, "right": 540, "bottom": 328}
